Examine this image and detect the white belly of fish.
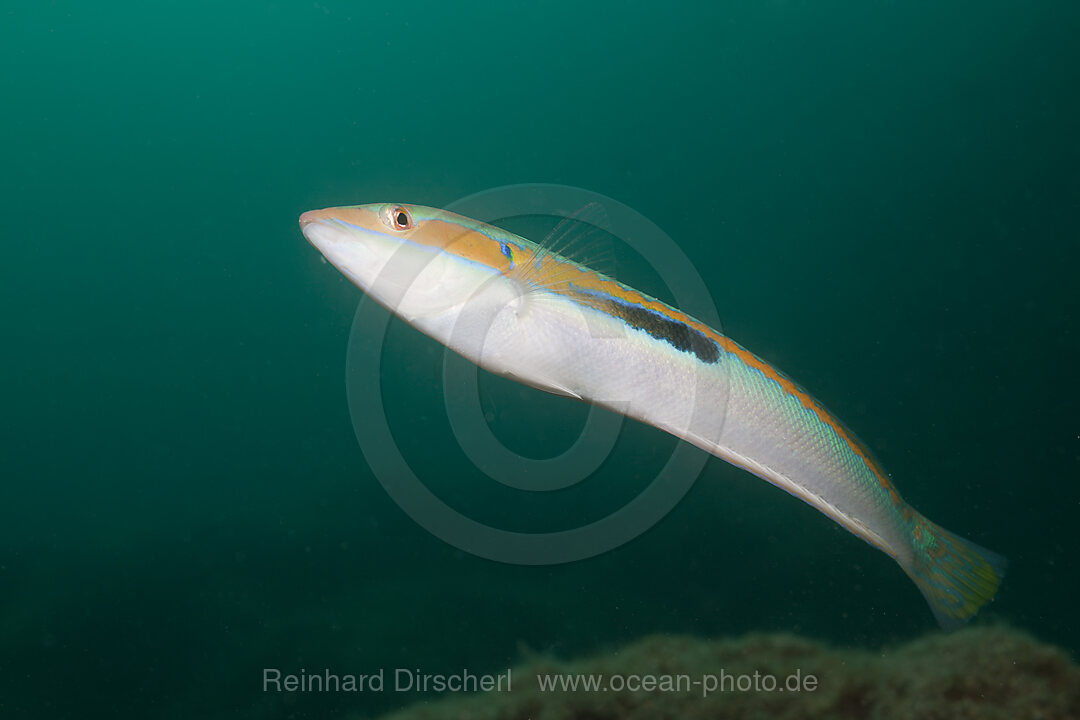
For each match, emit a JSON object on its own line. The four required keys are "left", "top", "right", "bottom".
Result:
{"left": 411, "top": 281, "right": 732, "bottom": 454}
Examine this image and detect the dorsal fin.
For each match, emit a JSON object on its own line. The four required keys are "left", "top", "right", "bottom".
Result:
{"left": 541, "top": 202, "right": 614, "bottom": 272}
{"left": 510, "top": 203, "right": 618, "bottom": 293}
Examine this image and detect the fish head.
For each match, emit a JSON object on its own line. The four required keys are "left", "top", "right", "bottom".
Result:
{"left": 300, "top": 203, "right": 525, "bottom": 321}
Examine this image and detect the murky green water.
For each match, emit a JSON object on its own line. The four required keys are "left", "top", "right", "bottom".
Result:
{"left": 2, "top": 2, "right": 1077, "bottom": 718}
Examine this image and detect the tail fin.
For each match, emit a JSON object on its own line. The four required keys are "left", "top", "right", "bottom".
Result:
{"left": 901, "top": 515, "right": 1007, "bottom": 630}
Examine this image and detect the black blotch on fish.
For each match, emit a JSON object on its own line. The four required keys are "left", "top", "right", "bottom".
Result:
{"left": 605, "top": 298, "right": 720, "bottom": 364}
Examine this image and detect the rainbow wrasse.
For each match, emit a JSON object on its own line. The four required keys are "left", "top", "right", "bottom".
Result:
{"left": 300, "top": 203, "right": 1006, "bottom": 628}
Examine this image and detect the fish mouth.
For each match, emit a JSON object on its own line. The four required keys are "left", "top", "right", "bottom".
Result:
{"left": 299, "top": 217, "right": 333, "bottom": 249}
{"left": 299, "top": 208, "right": 337, "bottom": 227}
{"left": 299, "top": 209, "right": 347, "bottom": 240}
{"left": 299, "top": 211, "right": 352, "bottom": 252}
{"left": 299, "top": 212, "right": 387, "bottom": 294}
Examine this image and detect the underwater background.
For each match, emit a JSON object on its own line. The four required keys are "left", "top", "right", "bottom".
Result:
{"left": 2, "top": 1, "right": 1078, "bottom": 718}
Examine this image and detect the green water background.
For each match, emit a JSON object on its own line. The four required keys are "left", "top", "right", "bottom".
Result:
{"left": 2, "top": 2, "right": 1078, "bottom": 718}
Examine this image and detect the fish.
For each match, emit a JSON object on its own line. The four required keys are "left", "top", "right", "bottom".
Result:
{"left": 300, "top": 202, "right": 1006, "bottom": 628}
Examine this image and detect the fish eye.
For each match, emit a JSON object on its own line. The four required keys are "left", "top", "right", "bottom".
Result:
{"left": 388, "top": 205, "right": 413, "bottom": 231}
